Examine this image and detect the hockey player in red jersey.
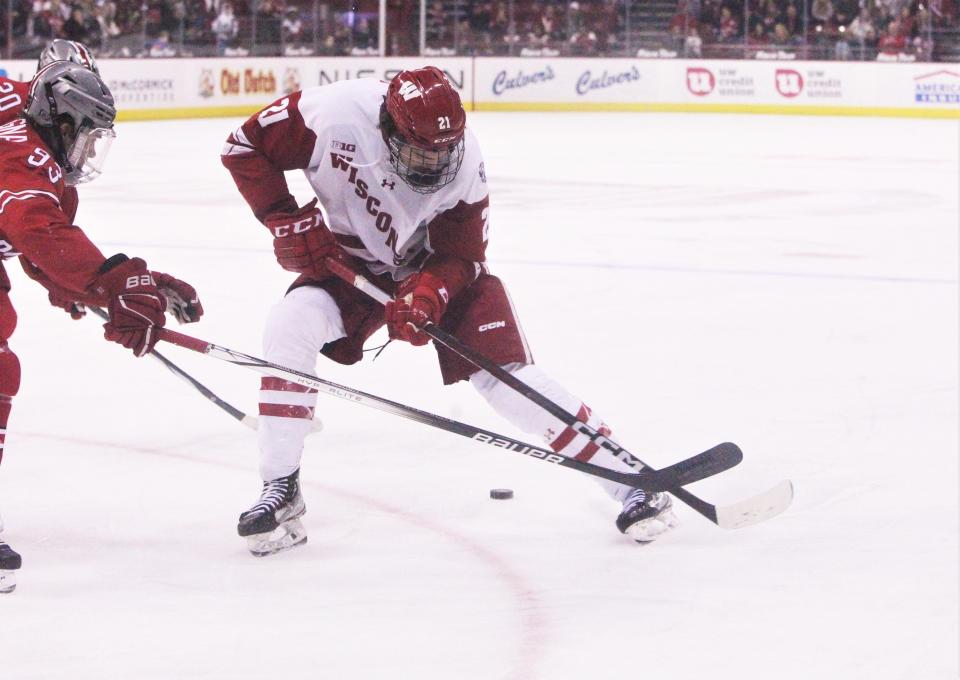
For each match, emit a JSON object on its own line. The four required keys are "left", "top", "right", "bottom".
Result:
{"left": 0, "top": 76, "right": 29, "bottom": 127}
{"left": 0, "top": 39, "right": 99, "bottom": 127}
{"left": 0, "top": 62, "right": 203, "bottom": 592}
{"left": 222, "top": 66, "right": 676, "bottom": 557}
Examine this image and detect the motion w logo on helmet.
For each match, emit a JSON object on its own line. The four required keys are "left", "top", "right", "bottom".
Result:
{"left": 397, "top": 80, "right": 422, "bottom": 102}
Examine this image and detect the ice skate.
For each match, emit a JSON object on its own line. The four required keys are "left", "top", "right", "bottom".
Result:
{"left": 615, "top": 488, "right": 679, "bottom": 544}
{"left": 237, "top": 469, "right": 307, "bottom": 557}
{"left": 0, "top": 540, "right": 20, "bottom": 593}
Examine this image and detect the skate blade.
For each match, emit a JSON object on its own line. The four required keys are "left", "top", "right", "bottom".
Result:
{"left": 626, "top": 509, "right": 680, "bottom": 545}
{"left": 246, "top": 518, "right": 308, "bottom": 557}
{"left": 0, "top": 570, "right": 17, "bottom": 594}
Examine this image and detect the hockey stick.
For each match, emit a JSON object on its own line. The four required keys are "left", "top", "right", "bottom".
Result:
{"left": 88, "top": 306, "right": 323, "bottom": 433}
{"left": 324, "top": 257, "right": 793, "bottom": 529}
{"left": 156, "top": 327, "right": 740, "bottom": 493}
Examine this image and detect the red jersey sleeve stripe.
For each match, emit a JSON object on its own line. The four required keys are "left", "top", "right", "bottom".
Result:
{"left": 0, "top": 189, "right": 60, "bottom": 214}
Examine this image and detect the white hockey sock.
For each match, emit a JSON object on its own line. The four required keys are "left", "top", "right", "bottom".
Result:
{"left": 470, "top": 364, "right": 636, "bottom": 503}
{"left": 258, "top": 286, "right": 346, "bottom": 482}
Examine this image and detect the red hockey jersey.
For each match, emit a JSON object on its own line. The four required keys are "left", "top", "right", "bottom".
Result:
{"left": 0, "top": 117, "right": 108, "bottom": 303}
{"left": 0, "top": 77, "right": 30, "bottom": 126}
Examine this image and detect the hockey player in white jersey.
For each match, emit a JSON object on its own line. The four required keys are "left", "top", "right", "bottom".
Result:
{"left": 221, "top": 66, "right": 676, "bottom": 556}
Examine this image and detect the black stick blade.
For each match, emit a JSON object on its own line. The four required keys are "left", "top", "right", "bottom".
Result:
{"left": 632, "top": 442, "right": 743, "bottom": 492}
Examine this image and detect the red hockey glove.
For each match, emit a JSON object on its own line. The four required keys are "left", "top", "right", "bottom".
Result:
{"left": 48, "top": 290, "right": 86, "bottom": 320}
{"left": 153, "top": 271, "right": 203, "bottom": 324}
{"left": 92, "top": 256, "right": 167, "bottom": 358}
{"left": 265, "top": 199, "right": 344, "bottom": 279}
{"left": 385, "top": 271, "right": 450, "bottom": 346}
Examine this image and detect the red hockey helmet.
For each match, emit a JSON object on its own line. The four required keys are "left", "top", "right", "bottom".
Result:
{"left": 382, "top": 67, "right": 466, "bottom": 193}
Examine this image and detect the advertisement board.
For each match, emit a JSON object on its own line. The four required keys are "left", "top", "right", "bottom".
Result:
{"left": 0, "top": 57, "right": 471, "bottom": 120}
{"left": 1, "top": 57, "right": 955, "bottom": 120}
{"left": 473, "top": 58, "right": 960, "bottom": 118}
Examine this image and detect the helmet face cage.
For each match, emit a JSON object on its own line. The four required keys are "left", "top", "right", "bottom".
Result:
{"left": 383, "top": 67, "right": 467, "bottom": 194}
{"left": 65, "top": 124, "right": 116, "bottom": 185}
{"left": 37, "top": 39, "right": 99, "bottom": 75}
{"left": 386, "top": 133, "right": 465, "bottom": 194}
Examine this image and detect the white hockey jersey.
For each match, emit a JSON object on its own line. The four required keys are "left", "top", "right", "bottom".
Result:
{"left": 222, "top": 78, "right": 490, "bottom": 285}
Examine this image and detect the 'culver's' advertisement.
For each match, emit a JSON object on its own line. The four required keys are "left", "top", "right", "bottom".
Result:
{"left": 478, "top": 59, "right": 649, "bottom": 103}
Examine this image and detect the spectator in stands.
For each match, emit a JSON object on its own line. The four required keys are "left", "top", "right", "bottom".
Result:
{"left": 525, "top": 20, "right": 548, "bottom": 50}
{"left": 567, "top": 1, "right": 599, "bottom": 55}
{"left": 811, "top": 0, "right": 835, "bottom": 26}
{"left": 873, "top": 1, "right": 894, "bottom": 32}
{"left": 97, "top": 3, "right": 116, "bottom": 44}
{"left": 811, "top": 0, "right": 838, "bottom": 50}
{"left": 670, "top": 0, "right": 698, "bottom": 46}
{"left": 63, "top": 7, "right": 89, "bottom": 43}
{"left": 897, "top": 5, "right": 915, "bottom": 36}
{"left": 149, "top": 29, "right": 177, "bottom": 56}
{"left": 322, "top": 22, "right": 351, "bottom": 54}
{"left": 3, "top": 0, "right": 959, "bottom": 63}
{"left": 772, "top": 22, "right": 801, "bottom": 48}
{"left": 748, "top": 22, "right": 770, "bottom": 48}
{"left": 848, "top": 7, "right": 878, "bottom": 56}
{"left": 540, "top": 4, "right": 560, "bottom": 40}
{"left": 489, "top": 1, "right": 510, "bottom": 47}
{"left": 282, "top": 6, "right": 306, "bottom": 50}
{"left": 877, "top": 19, "right": 907, "bottom": 50}
{"left": 212, "top": 1, "right": 238, "bottom": 54}
{"left": 256, "top": 0, "right": 283, "bottom": 55}
{"left": 697, "top": 0, "right": 721, "bottom": 41}
{"left": 759, "top": 0, "right": 781, "bottom": 35}
{"left": 84, "top": 5, "right": 106, "bottom": 49}
{"left": 351, "top": 15, "right": 377, "bottom": 53}
{"left": 782, "top": 3, "right": 801, "bottom": 37}
{"left": 911, "top": 5, "right": 935, "bottom": 59}
{"left": 32, "top": 0, "right": 65, "bottom": 39}
{"left": 718, "top": 6, "right": 739, "bottom": 42}
{"left": 685, "top": 25, "right": 703, "bottom": 56}
{"left": 143, "top": 2, "right": 163, "bottom": 42}
{"left": 877, "top": 17, "right": 907, "bottom": 56}
{"left": 878, "top": 0, "right": 909, "bottom": 20}
{"left": 833, "top": 0, "right": 858, "bottom": 28}
{"left": 590, "top": 0, "right": 621, "bottom": 54}
{"left": 113, "top": 0, "right": 142, "bottom": 39}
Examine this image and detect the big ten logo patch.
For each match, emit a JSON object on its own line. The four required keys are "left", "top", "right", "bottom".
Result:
{"left": 686, "top": 68, "right": 716, "bottom": 96}
{"left": 775, "top": 70, "right": 804, "bottom": 98}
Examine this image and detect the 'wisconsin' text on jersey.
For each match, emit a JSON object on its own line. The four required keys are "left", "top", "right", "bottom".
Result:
{"left": 329, "top": 151, "right": 404, "bottom": 264}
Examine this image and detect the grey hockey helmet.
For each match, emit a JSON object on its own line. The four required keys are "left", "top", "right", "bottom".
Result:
{"left": 37, "top": 39, "right": 99, "bottom": 75}
{"left": 25, "top": 61, "right": 116, "bottom": 185}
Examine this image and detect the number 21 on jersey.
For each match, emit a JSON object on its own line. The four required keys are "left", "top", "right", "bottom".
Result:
{"left": 258, "top": 98, "right": 290, "bottom": 128}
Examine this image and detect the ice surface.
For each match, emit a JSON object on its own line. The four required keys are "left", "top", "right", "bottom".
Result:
{"left": 1, "top": 112, "right": 956, "bottom": 679}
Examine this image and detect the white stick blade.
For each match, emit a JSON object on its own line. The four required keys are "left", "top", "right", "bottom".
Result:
{"left": 714, "top": 480, "right": 794, "bottom": 529}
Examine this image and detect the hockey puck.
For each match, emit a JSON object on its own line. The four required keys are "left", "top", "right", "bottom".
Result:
{"left": 490, "top": 488, "right": 514, "bottom": 500}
